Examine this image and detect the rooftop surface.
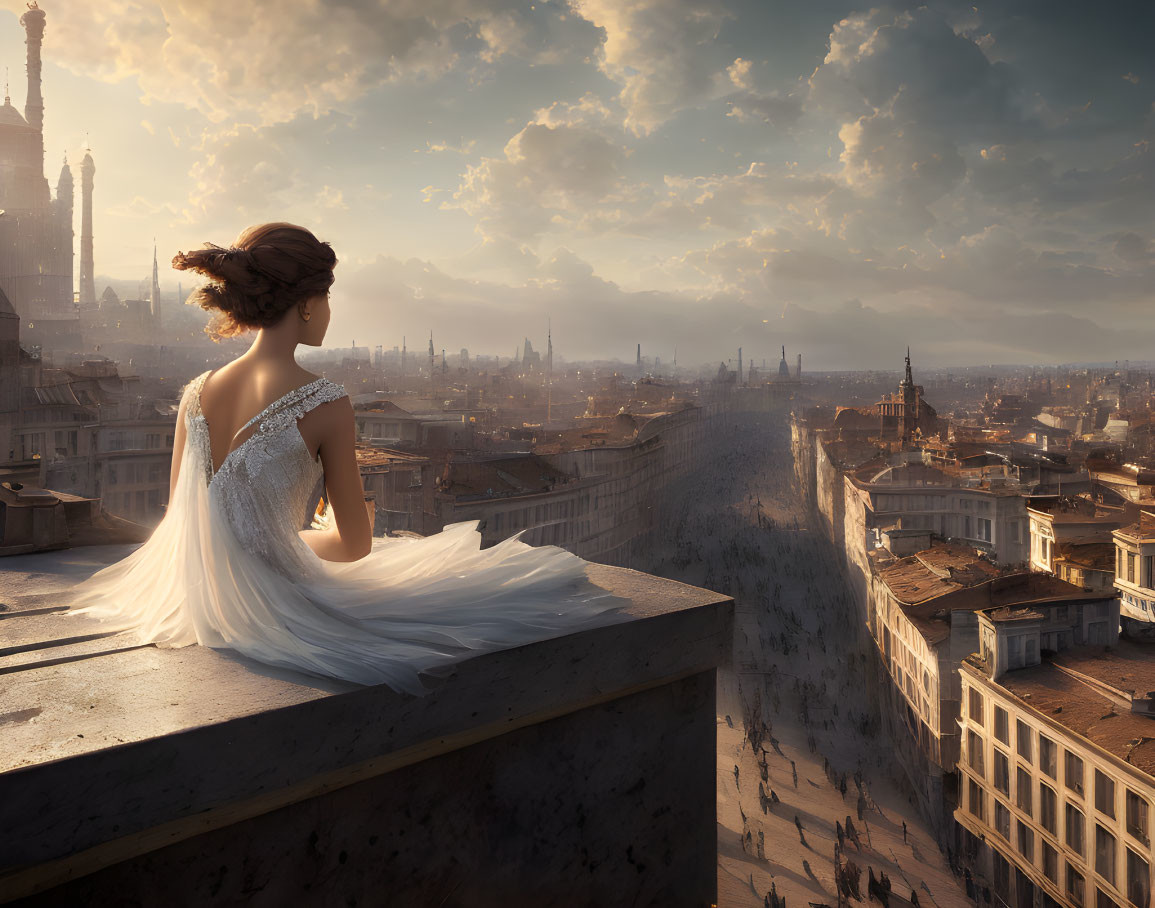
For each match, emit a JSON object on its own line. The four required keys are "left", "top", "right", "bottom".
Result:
{"left": 873, "top": 550, "right": 1108, "bottom": 646}
{"left": 991, "top": 641, "right": 1155, "bottom": 777}
{"left": 1054, "top": 541, "right": 1116, "bottom": 570}
{"left": 1116, "top": 510, "right": 1155, "bottom": 541}
{"left": 1027, "top": 494, "right": 1128, "bottom": 524}
{"left": 871, "top": 542, "right": 1002, "bottom": 607}
{"left": 354, "top": 444, "right": 428, "bottom": 468}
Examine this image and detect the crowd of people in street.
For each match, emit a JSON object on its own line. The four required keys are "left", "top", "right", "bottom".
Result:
{"left": 642, "top": 411, "right": 968, "bottom": 908}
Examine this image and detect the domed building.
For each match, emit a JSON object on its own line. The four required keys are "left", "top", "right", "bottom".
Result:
{"left": 0, "top": 4, "right": 80, "bottom": 352}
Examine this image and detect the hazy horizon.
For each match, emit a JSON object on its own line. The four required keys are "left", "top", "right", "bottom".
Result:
{"left": 4, "top": 0, "right": 1151, "bottom": 371}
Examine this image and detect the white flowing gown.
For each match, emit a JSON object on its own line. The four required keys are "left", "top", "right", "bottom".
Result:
{"left": 66, "top": 371, "right": 624, "bottom": 694}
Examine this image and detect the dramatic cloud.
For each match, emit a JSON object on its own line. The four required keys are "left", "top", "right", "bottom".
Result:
{"left": 4, "top": 0, "right": 1151, "bottom": 368}
{"left": 449, "top": 106, "right": 630, "bottom": 242}
{"left": 17, "top": 0, "right": 598, "bottom": 125}
{"left": 567, "top": 0, "right": 734, "bottom": 135}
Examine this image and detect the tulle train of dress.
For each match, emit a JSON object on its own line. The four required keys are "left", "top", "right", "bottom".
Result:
{"left": 65, "top": 371, "right": 626, "bottom": 695}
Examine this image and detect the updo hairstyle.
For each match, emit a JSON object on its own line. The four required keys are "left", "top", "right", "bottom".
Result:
{"left": 172, "top": 222, "right": 337, "bottom": 340}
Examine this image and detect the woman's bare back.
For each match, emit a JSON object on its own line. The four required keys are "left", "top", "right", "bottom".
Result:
{"left": 199, "top": 359, "right": 324, "bottom": 473}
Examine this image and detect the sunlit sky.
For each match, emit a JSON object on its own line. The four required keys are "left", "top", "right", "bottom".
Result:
{"left": 2, "top": 0, "right": 1152, "bottom": 369}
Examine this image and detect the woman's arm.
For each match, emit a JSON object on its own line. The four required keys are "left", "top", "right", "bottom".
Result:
{"left": 298, "top": 397, "right": 372, "bottom": 562}
{"left": 169, "top": 395, "right": 188, "bottom": 503}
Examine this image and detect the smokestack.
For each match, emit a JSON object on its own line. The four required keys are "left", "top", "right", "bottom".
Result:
{"left": 79, "top": 151, "right": 96, "bottom": 306}
{"left": 796, "top": 353, "right": 802, "bottom": 380}
{"left": 19, "top": 4, "right": 46, "bottom": 154}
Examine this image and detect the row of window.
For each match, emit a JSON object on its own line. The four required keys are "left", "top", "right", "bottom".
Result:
{"left": 965, "top": 697, "right": 1150, "bottom": 844}
{"left": 968, "top": 778, "right": 1150, "bottom": 907}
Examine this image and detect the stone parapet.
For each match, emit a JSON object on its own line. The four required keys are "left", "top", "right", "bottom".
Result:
{"left": 0, "top": 546, "right": 732, "bottom": 906}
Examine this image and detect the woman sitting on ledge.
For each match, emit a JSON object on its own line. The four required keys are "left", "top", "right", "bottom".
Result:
{"left": 67, "top": 222, "right": 624, "bottom": 694}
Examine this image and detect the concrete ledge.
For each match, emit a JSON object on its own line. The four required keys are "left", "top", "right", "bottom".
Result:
{"left": 0, "top": 547, "right": 733, "bottom": 904}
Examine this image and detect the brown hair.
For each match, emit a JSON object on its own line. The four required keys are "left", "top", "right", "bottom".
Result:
{"left": 172, "top": 222, "right": 337, "bottom": 340}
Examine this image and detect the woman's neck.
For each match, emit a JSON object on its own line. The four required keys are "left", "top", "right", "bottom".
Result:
{"left": 244, "top": 323, "right": 299, "bottom": 363}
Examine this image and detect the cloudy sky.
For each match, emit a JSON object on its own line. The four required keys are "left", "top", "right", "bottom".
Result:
{"left": 1, "top": 0, "right": 1152, "bottom": 369}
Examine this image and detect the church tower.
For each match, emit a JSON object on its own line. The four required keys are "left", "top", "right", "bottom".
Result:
{"left": 898, "top": 346, "right": 919, "bottom": 440}
{"left": 79, "top": 150, "right": 95, "bottom": 305}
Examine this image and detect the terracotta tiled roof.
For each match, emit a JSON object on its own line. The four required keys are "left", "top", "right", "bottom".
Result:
{"left": 997, "top": 642, "right": 1155, "bottom": 778}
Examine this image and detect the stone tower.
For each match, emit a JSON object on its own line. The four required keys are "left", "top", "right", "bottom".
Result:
{"left": 20, "top": 3, "right": 45, "bottom": 171}
{"left": 79, "top": 150, "right": 96, "bottom": 306}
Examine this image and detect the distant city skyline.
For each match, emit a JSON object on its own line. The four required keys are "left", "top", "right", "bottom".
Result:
{"left": 1, "top": 0, "right": 1151, "bottom": 370}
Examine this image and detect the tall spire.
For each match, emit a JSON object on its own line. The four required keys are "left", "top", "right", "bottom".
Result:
{"left": 79, "top": 149, "right": 96, "bottom": 306}
{"left": 904, "top": 346, "right": 913, "bottom": 385}
{"left": 56, "top": 152, "right": 74, "bottom": 303}
{"left": 150, "top": 240, "right": 161, "bottom": 324}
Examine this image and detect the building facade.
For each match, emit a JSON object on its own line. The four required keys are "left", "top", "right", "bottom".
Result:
{"left": 954, "top": 598, "right": 1154, "bottom": 908}
{"left": 1113, "top": 513, "right": 1155, "bottom": 626}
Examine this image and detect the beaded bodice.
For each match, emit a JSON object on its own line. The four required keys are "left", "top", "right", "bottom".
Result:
{"left": 183, "top": 370, "right": 348, "bottom": 579}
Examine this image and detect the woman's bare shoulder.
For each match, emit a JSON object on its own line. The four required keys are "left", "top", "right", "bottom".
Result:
{"left": 203, "top": 361, "right": 321, "bottom": 399}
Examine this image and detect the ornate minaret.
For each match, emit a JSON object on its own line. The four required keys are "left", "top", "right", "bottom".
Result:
{"left": 79, "top": 150, "right": 96, "bottom": 306}
{"left": 55, "top": 153, "right": 73, "bottom": 301}
{"left": 150, "top": 242, "right": 161, "bottom": 325}
{"left": 20, "top": 3, "right": 46, "bottom": 173}
{"left": 546, "top": 319, "right": 553, "bottom": 423}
